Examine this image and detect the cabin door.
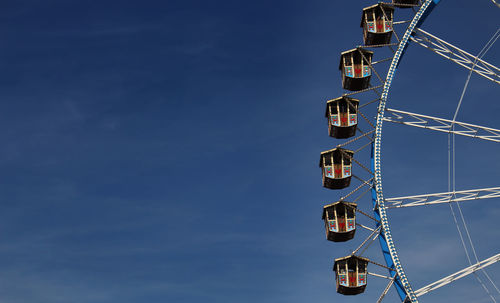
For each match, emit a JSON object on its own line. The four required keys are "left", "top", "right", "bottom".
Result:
{"left": 353, "top": 64, "right": 362, "bottom": 78}
{"left": 375, "top": 16, "right": 382, "bottom": 33}
{"left": 337, "top": 217, "right": 346, "bottom": 232}
{"left": 334, "top": 163, "right": 343, "bottom": 178}
{"left": 340, "top": 112, "right": 348, "bottom": 126}
{"left": 348, "top": 271, "right": 357, "bottom": 287}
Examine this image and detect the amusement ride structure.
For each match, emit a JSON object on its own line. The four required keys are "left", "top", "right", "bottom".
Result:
{"left": 319, "top": 0, "right": 500, "bottom": 302}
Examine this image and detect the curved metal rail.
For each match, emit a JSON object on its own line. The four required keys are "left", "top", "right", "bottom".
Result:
{"left": 371, "top": 1, "right": 441, "bottom": 302}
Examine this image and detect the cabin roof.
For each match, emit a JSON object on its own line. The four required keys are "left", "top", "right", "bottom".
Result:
{"left": 338, "top": 48, "right": 374, "bottom": 70}
{"left": 319, "top": 148, "right": 354, "bottom": 167}
{"left": 334, "top": 255, "right": 370, "bottom": 270}
{"left": 322, "top": 201, "right": 357, "bottom": 219}
{"left": 320, "top": 147, "right": 354, "bottom": 156}
{"left": 360, "top": 3, "right": 395, "bottom": 26}
{"left": 325, "top": 97, "right": 360, "bottom": 117}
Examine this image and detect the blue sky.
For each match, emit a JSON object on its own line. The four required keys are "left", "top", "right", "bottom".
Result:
{"left": 0, "top": 1, "right": 498, "bottom": 302}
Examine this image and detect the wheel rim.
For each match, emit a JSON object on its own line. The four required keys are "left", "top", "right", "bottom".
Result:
{"left": 370, "top": 1, "right": 441, "bottom": 302}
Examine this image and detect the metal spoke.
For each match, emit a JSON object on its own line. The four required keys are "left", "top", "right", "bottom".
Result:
{"left": 367, "top": 258, "right": 397, "bottom": 272}
{"left": 339, "top": 178, "right": 374, "bottom": 202}
{"left": 393, "top": 20, "right": 412, "bottom": 25}
{"left": 359, "top": 110, "right": 377, "bottom": 129}
{"left": 351, "top": 226, "right": 382, "bottom": 256}
{"left": 350, "top": 186, "right": 372, "bottom": 204}
{"left": 359, "top": 97, "right": 381, "bottom": 109}
{"left": 369, "top": 272, "right": 394, "bottom": 280}
{"left": 354, "top": 140, "right": 374, "bottom": 154}
{"left": 360, "top": 50, "right": 385, "bottom": 85}
{"left": 414, "top": 253, "right": 500, "bottom": 297}
{"left": 384, "top": 108, "right": 500, "bottom": 143}
{"left": 336, "top": 129, "right": 374, "bottom": 148}
{"left": 362, "top": 43, "right": 399, "bottom": 48}
{"left": 358, "top": 228, "right": 381, "bottom": 257}
{"left": 377, "top": 275, "right": 398, "bottom": 303}
{"left": 386, "top": 187, "right": 500, "bottom": 208}
{"left": 372, "top": 57, "right": 394, "bottom": 65}
{"left": 411, "top": 28, "right": 500, "bottom": 84}
{"left": 357, "top": 223, "right": 375, "bottom": 232}
{"left": 343, "top": 84, "right": 384, "bottom": 97}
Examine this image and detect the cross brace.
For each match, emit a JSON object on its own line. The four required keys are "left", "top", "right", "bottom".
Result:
{"left": 378, "top": 275, "right": 398, "bottom": 303}
{"left": 410, "top": 28, "right": 500, "bottom": 84}
{"left": 413, "top": 253, "right": 500, "bottom": 297}
{"left": 386, "top": 187, "right": 500, "bottom": 208}
{"left": 383, "top": 108, "right": 500, "bottom": 143}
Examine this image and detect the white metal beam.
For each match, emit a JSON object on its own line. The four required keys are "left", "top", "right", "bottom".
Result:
{"left": 351, "top": 226, "right": 382, "bottom": 256}
{"left": 377, "top": 275, "right": 397, "bottom": 303}
{"left": 369, "top": 272, "right": 393, "bottom": 280}
{"left": 386, "top": 187, "right": 500, "bottom": 208}
{"left": 414, "top": 253, "right": 500, "bottom": 297}
{"left": 410, "top": 28, "right": 500, "bottom": 84}
{"left": 383, "top": 108, "right": 500, "bottom": 143}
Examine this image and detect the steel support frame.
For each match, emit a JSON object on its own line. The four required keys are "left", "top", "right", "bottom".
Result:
{"left": 414, "top": 253, "right": 500, "bottom": 297}
{"left": 371, "top": 1, "right": 442, "bottom": 302}
{"left": 410, "top": 28, "right": 500, "bottom": 84}
{"left": 383, "top": 108, "right": 500, "bottom": 143}
{"left": 386, "top": 187, "right": 500, "bottom": 208}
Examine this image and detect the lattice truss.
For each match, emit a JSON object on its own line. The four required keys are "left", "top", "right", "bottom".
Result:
{"left": 383, "top": 108, "right": 500, "bottom": 143}
{"left": 410, "top": 28, "right": 500, "bottom": 84}
{"left": 414, "top": 253, "right": 500, "bottom": 298}
{"left": 386, "top": 187, "right": 500, "bottom": 208}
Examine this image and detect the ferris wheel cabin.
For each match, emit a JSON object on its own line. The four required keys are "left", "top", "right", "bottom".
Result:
{"left": 392, "top": 0, "right": 420, "bottom": 8}
{"left": 326, "top": 97, "right": 359, "bottom": 139}
{"left": 320, "top": 148, "right": 354, "bottom": 190}
{"left": 361, "top": 3, "right": 394, "bottom": 46}
{"left": 339, "top": 48, "right": 373, "bottom": 91}
{"left": 334, "top": 255, "right": 369, "bottom": 295}
{"left": 322, "top": 201, "right": 357, "bottom": 242}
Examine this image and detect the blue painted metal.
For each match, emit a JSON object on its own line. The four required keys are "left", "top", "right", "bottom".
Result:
{"left": 371, "top": 145, "right": 408, "bottom": 300}
{"left": 398, "top": 0, "right": 442, "bottom": 68}
{"left": 416, "top": 0, "right": 442, "bottom": 28}
{"left": 371, "top": 1, "right": 441, "bottom": 302}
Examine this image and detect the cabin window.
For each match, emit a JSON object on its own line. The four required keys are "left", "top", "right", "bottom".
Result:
{"left": 338, "top": 100, "right": 348, "bottom": 113}
{"left": 330, "top": 103, "right": 338, "bottom": 114}
{"left": 337, "top": 261, "right": 347, "bottom": 273}
{"left": 352, "top": 51, "right": 361, "bottom": 63}
{"left": 344, "top": 54, "right": 352, "bottom": 66}
{"left": 358, "top": 262, "right": 367, "bottom": 272}
{"left": 348, "top": 101, "right": 358, "bottom": 113}
{"left": 324, "top": 155, "right": 332, "bottom": 166}
{"left": 346, "top": 206, "right": 355, "bottom": 218}
{"left": 343, "top": 153, "right": 352, "bottom": 165}
{"left": 365, "top": 11, "right": 374, "bottom": 22}
{"left": 336, "top": 205, "right": 346, "bottom": 218}
{"left": 332, "top": 152, "right": 342, "bottom": 164}
{"left": 347, "top": 258, "right": 359, "bottom": 271}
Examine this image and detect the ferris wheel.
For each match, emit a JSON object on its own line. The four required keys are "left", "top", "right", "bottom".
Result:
{"left": 319, "top": 0, "right": 500, "bottom": 302}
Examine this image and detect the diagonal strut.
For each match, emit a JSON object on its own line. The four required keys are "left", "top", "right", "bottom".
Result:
{"left": 410, "top": 28, "right": 500, "bottom": 84}
{"left": 383, "top": 108, "right": 500, "bottom": 143}
{"left": 386, "top": 187, "right": 500, "bottom": 208}
{"left": 414, "top": 253, "right": 500, "bottom": 297}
